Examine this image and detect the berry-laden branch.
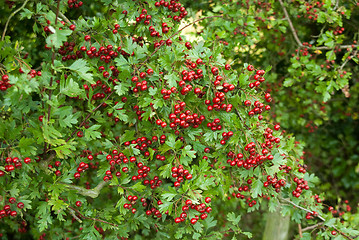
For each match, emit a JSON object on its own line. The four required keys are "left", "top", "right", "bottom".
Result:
{"left": 280, "top": 198, "right": 355, "bottom": 240}
{"left": 1, "top": 0, "right": 30, "bottom": 41}
{"left": 139, "top": 15, "right": 224, "bottom": 67}
{"left": 68, "top": 206, "right": 119, "bottom": 227}
{"left": 60, "top": 181, "right": 109, "bottom": 198}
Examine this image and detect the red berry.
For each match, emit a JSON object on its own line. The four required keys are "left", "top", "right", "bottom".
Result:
{"left": 17, "top": 202, "right": 24, "bottom": 209}
{"left": 190, "top": 218, "right": 197, "bottom": 224}
{"left": 76, "top": 201, "right": 82, "bottom": 207}
{"left": 24, "top": 157, "right": 31, "bottom": 164}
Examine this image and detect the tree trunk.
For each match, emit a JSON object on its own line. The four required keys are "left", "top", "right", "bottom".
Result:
{"left": 262, "top": 207, "right": 290, "bottom": 240}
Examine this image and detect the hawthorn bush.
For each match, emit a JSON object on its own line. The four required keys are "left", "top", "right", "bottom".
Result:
{"left": 0, "top": 1, "right": 358, "bottom": 240}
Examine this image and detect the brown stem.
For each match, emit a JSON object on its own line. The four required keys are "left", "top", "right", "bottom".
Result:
{"left": 1, "top": 0, "right": 30, "bottom": 41}
{"left": 302, "top": 222, "right": 323, "bottom": 232}
{"left": 68, "top": 206, "right": 119, "bottom": 227}
{"left": 66, "top": 92, "right": 113, "bottom": 142}
{"left": 298, "top": 224, "right": 303, "bottom": 238}
{"left": 139, "top": 15, "right": 223, "bottom": 67}
{"left": 278, "top": 0, "right": 303, "bottom": 47}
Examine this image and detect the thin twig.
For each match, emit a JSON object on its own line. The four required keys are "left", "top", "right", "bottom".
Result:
{"left": 302, "top": 222, "right": 323, "bottom": 232}
{"left": 68, "top": 206, "right": 119, "bottom": 227}
{"left": 139, "top": 15, "right": 223, "bottom": 67}
{"left": 1, "top": 0, "right": 30, "bottom": 41}
{"left": 278, "top": 0, "right": 303, "bottom": 47}
{"left": 280, "top": 198, "right": 325, "bottom": 221}
{"left": 316, "top": 45, "right": 359, "bottom": 50}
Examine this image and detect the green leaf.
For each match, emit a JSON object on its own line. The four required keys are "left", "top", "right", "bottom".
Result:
{"left": 60, "top": 77, "right": 85, "bottom": 97}
{"left": 182, "top": 145, "right": 196, "bottom": 159}
{"left": 84, "top": 125, "right": 102, "bottom": 141}
{"left": 68, "top": 59, "right": 94, "bottom": 84}
{"left": 131, "top": 182, "right": 146, "bottom": 192}
{"left": 164, "top": 72, "right": 178, "bottom": 88}
{"left": 227, "top": 212, "right": 241, "bottom": 224}
{"left": 114, "top": 81, "right": 130, "bottom": 96}
{"left": 158, "top": 200, "right": 173, "bottom": 215}
{"left": 46, "top": 29, "right": 72, "bottom": 49}
{"left": 251, "top": 179, "right": 262, "bottom": 198}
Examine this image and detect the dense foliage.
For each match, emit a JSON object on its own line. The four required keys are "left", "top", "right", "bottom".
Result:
{"left": 0, "top": 0, "right": 358, "bottom": 239}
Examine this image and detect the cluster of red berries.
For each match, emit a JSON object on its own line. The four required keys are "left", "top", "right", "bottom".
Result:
{"left": 331, "top": 26, "right": 345, "bottom": 36}
{"left": 263, "top": 175, "right": 286, "bottom": 193}
{"left": 279, "top": 164, "right": 292, "bottom": 173}
{"left": 131, "top": 69, "right": 154, "bottom": 93}
{"left": 4, "top": 0, "right": 15, "bottom": 8}
{"left": 205, "top": 91, "right": 234, "bottom": 112}
{"left": 160, "top": 86, "right": 177, "bottom": 100}
{"left": 48, "top": 160, "right": 63, "bottom": 176}
{"left": 0, "top": 157, "right": 31, "bottom": 176}
{"left": 143, "top": 176, "right": 163, "bottom": 189}
{"left": 17, "top": 220, "right": 28, "bottom": 233}
{"left": 174, "top": 198, "right": 212, "bottom": 224}
{"left": 297, "top": 1, "right": 324, "bottom": 21}
{"left": 135, "top": 9, "right": 153, "bottom": 26}
{"left": 219, "top": 131, "right": 234, "bottom": 145}
{"left": 58, "top": 41, "right": 83, "bottom": 61}
{"left": 93, "top": 225, "right": 105, "bottom": 236}
{"left": 82, "top": 43, "right": 120, "bottom": 62}
{"left": 124, "top": 195, "right": 142, "bottom": 214}
{"left": 246, "top": 65, "right": 266, "bottom": 88}
{"left": 0, "top": 197, "right": 24, "bottom": 220}
{"left": 133, "top": 105, "right": 146, "bottom": 121}
{"left": 292, "top": 177, "right": 310, "bottom": 198}
{"left": 305, "top": 210, "right": 318, "bottom": 220}
{"left": 206, "top": 118, "right": 223, "bottom": 132}
{"left": 0, "top": 75, "right": 11, "bottom": 91}
{"left": 244, "top": 99, "right": 271, "bottom": 119}
{"left": 171, "top": 165, "right": 193, "bottom": 187}
{"left": 155, "top": 0, "right": 188, "bottom": 22}
{"left": 168, "top": 103, "right": 205, "bottom": 131}
{"left": 74, "top": 161, "right": 90, "bottom": 179}
{"left": 67, "top": 0, "right": 83, "bottom": 9}
{"left": 225, "top": 140, "right": 275, "bottom": 170}
{"left": 145, "top": 204, "right": 164, "bottom": 219}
